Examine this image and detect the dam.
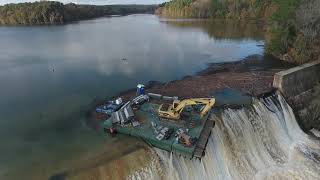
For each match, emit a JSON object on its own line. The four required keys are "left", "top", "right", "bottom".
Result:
{"left": 127, "top": 95, "right": 320, "bottom": 180}
{"left": 124, "top": 61, "right": 320, "bottom": 180}
{"left": 273, "top": 60, "right": 320, "bottom": 130}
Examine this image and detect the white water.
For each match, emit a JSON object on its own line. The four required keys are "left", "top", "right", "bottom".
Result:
{"left": 128, "top": 95, "right": 320, "bottom": 180}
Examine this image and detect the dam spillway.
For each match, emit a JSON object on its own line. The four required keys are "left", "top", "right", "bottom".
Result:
{"left": 127, "top": 95, "right": 320, "bottom": 180}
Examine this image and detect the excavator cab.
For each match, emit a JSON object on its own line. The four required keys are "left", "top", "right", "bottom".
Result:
{"left": 172, "top": 100, "right": 179, "bottom": 109}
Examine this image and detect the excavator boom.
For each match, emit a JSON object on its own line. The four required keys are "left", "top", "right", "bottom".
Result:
{"left": 158, "top": 98, "right": 215, "bottom": 120}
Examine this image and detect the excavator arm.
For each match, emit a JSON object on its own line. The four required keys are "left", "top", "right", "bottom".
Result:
{"left": 198, "top": 98, "right": 215, "bottom": 117}
{"left": 158, "top": 98, "right": 215, "bottom": 120}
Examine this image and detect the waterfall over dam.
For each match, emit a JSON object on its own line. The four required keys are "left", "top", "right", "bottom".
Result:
{"left": 128, "top": 95, "right": 320, "bottom": 180}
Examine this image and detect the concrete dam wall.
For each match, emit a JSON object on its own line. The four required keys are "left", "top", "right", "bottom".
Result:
{"left": 273, "top": 60, "right": 320, "bottom": 130}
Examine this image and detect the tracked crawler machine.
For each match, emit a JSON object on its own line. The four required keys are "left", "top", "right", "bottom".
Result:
{"left": 158, "top": 98, "right": 215, "bottom": 120}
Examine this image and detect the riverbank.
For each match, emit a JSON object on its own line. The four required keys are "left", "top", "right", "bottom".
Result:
{"left": 117, "top": 55, "right": 293, "bottom": 101}
{"left": 0, "top": 2, "right": 157, "bottom": 25}
{"left": 156, "top": 0, "right": 320, "bottom": 65}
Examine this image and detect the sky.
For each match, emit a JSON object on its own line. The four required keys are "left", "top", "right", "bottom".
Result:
{"left": 0, "top": 0, "right": 169, "bottom": 5}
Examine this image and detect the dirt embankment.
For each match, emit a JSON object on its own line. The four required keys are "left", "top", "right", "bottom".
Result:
{"left": 119, "top": 55, "right": 294, "bottom": 101}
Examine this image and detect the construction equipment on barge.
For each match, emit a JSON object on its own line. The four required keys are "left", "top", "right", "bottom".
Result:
{"left": 100, "top": 85, "right": 216, "bottom": 159}
{"left": 158, "top": 98, "right": 215, "bottom": 120}
{"left": 96, "top": 97, "right": 124, "bottom": 115}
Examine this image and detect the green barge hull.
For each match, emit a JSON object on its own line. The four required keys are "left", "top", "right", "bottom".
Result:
{"left": 103, "top": 103, "right": 214, "bottom": 158}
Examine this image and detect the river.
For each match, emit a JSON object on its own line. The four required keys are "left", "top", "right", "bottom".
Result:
{"left": 0, "top": 14, "right": 265, "bottom": 179}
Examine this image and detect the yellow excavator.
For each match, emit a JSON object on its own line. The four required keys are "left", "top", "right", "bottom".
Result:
{"left": 158, "top": 98, "right": 215, "bottom": 120}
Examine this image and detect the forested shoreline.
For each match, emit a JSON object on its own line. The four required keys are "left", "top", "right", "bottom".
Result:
{"left": 0, "top": 1, "right": 157, "bottom": 25}
{"left": 156, "top": 0, "right": 320, "bottom": 64}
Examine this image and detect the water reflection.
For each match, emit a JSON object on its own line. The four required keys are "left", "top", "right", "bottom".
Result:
{"left": 0, "top": 14, "right": 264, "bottom": 179}
{"left": 161, "top": 19, "right": 264, "bottom": 40}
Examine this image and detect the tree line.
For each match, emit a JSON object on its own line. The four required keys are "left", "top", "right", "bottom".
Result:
{"left": 156, "top": 0, "right": 320, "bottom": 64}
{"left": 0, "top": 1, "right": 157, "bottom": 25}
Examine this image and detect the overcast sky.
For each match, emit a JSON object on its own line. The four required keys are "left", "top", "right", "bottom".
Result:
{"left": 0, "top": 0, "right": 169, "bottom": 5}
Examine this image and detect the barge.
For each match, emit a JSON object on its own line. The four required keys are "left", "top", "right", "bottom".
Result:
{"left": 102, "top": 85, "right": 215, "bottom": 159}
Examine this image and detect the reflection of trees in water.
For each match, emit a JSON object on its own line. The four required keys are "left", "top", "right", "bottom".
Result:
{"left": 163, "top": 20, "right": 265, "bottom": 41}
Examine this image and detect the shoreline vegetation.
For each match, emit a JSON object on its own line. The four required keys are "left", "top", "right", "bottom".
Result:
{"left": 1, "top": 1, "right": 318, "bottom": 64}
{"left": 156, "top": 0, "right": 320, "bottom": 64}
{"left": 0, "top": 1, "right": 157, "bottom": 25}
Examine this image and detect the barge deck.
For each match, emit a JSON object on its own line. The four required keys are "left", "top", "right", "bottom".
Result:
{"left": 103, "top": 102, "right": 213, "bottom": 158}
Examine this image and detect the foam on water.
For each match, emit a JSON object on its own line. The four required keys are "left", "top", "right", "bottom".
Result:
{"left": 127, "top": 95, "right": 320, "bottom": 180}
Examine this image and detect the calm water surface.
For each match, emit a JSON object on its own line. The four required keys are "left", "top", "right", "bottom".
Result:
{"left": 0, "top": 14, "right": 264, "bottom": 179}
